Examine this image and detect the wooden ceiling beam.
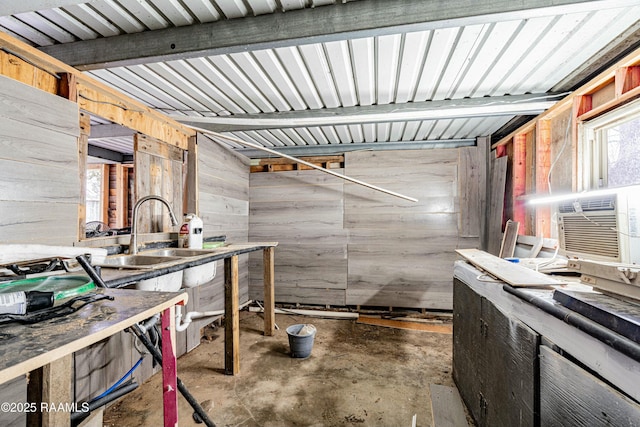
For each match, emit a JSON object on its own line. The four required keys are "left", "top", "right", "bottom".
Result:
{"left": 0, "top": 31, "right": 195, "bottom": 148}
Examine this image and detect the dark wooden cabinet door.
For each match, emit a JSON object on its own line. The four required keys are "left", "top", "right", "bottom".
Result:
{"left": 540, "top": 345, "right": 640, "bottom": 426}
{"left": 482, "top": 298, "right": 539, "bottom": 427}
{"left": 453, "top": 278, "right": 484, "bottom": 423}
{"left": 454, "top": 278, "right": 539, "bottom": 427}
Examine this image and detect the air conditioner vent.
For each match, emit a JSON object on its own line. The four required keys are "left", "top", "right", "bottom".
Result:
{"left": 559, "top": 213, "right": 619, "bottom": 259}
{"left": 558, "top": 195, "right": 616, "bottom": 213}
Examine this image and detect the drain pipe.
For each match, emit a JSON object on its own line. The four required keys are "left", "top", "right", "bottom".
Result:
{"left": 176, "top": 301, "right": 253, "bottom": 332}
{"left": 175, "top": 306, "right": 223, "bottom": 332}
{"left": 138, "top": 313, "right": 160, "bottom": 333}
{"left": 73, "top": 255, "right": 216, "bottom": 427}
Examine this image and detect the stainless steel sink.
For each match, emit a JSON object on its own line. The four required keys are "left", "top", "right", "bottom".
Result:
{"left": 96, "top": 247, "right": 224, "bottom": 288}
{"left": 141, "top": 248, "right": 220, "bottom": 287}
{"left": 96, "top": 254, "right": 184, "bottom": 269}
{"left": 143, "top": 248, "right": 217, "bottom": 258}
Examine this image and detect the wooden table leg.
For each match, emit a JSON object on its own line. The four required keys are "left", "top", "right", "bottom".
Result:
{"left": 161, "top": 306, "right": 178, "bottom": 427}
{"left": 263, "top": 246, "right": 275, "bottom": 336}
{"left": 224, "top": 255, "right": 239, "bottom": 375}
{"left": 26, "top": 354, "right": 72, "bottom": 427}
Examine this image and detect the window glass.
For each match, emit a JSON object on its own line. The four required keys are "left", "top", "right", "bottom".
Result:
{"left": 86, "top": 167, "right": 103, "bottom": 222}
{"left": 606, "top": 116, "right": 640, "bottom": 188}
{"left": 582, "top": 98, "right": 640, "bottom": 191}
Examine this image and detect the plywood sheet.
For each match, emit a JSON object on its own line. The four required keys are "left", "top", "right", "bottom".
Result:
{"left": 487, "top": 156, "right": 507, "bottom": 255}
{"left": 456, "top": 248, "right": 561, "bottom": 287}
{"left": 458, "top": 146, "right": 482, "bottom": 238}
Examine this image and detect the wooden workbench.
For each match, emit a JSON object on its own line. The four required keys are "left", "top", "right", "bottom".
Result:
{"left": 100, "top": 242, "right": 278, "bottom": 375}
{"left": 0, "top": 288, "right": 187, "bottom": 426}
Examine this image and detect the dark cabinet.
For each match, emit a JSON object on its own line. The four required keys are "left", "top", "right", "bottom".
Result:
{"left": 453, "top": 278, "right": 539, "bottom": 427}
{"left": 540, "top": 345, "right": 640, "bottom": 426}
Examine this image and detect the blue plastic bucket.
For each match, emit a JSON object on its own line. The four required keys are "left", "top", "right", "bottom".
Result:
{"left": 286, "top": 324, "right": 316, "bottom": 358}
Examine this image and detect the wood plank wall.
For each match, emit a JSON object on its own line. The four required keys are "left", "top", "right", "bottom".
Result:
{"left": 344, "top": 150, "right": 475, "bottom": 309}
{"left": 134, "top": 134, "right": 184, "bottom": 233}
{"left": 248, "top": 147, "right": 484, "bottom": 310}
{"left": 0, "top": 74, "right": 80, "bottom": 426}
{"left": 0, "top": 75, "right": 80, "bottom": 245}
{"left": 182, "top": 134, "right": 250, "bottom": 351}
{"left": 248, "top": 169, "right": 347, "bottom": 305}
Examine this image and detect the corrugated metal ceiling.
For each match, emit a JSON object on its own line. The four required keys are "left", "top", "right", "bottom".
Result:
{"left": 1, "top": 1, "right": 640, "bottom": 157}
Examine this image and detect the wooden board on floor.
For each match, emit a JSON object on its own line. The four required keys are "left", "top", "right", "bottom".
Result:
{"left": 430, "top": 384, "right": 469, "bottom": 427}
{"left": 357, "top": 317, "right": 453, "bottom": 334}
{"left": 456, "top": 248, "right": 561, "bottom": 287}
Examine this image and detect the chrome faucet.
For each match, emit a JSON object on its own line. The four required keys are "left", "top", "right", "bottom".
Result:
{"left": 129, "top": 195, "right": 178, "bottom": 255}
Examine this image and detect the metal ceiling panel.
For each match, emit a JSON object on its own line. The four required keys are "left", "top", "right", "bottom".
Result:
{"left": 2, "top": 1, "right": 640, "bottom": 155}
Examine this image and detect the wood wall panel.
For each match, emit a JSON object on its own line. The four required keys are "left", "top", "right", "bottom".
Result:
{"left": 459, "top": 146, "right": 482, "bottom": 237}
{"left": 249, "top": 169, "right": 347, "bottom": 306}
{"left": 197, "top": 135, "right": 249, "bottom": 243}
{"left": 344, "top": 149, "right": 462, "bottom": 309}
{"left": 248, "top": 147, "right": 481, "bottom": 310}
{"left": 487, "top": 155, "right": 508, "bottom": 255}
{"left": 0, "top": 75, "right": 80, "bottom": 424}
{"left": 0, "top": 75, "right": 78, "bottom": 137}
{"left": 0, "top": 75, "right": 79, "bottom": 247}
{"left": 193, "top": 134, "right": 250, "bottom": 347}
{"left": 134, "top": 134, "right": 184, "bottom": 234}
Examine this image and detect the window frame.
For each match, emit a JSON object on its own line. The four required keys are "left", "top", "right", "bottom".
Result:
{"left": 579, "top": 98, "right": 640, "bottom": 192}
{"left": 86, "top": 163, "right": 109, "bottom": 224}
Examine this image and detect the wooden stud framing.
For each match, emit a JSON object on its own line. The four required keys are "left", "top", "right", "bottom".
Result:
{"left": 250, "top": 155, "right": 345, "bottom": 173}
{"left": 512, "top": 133, "right": 527, "bottom": 232}
{"left": 224, "top": 255, "right": 240, "bottom": 375}
{"left": 535, "top": 120, "right": 552, "bottom": 238}
{"left": 114, "top": 164, "right": 129, "bottom": 228}
{"left": 492, "top": 46, "right": 640, "bottom": 240}
{"left": 100, "top": 164, "right": 110, "bottom": 223}
{"left": 615, "top": 66, "right": 640, "bottom": 98}
{"left": 0, "top": 50, "right": 58, "bottom": 94}
{"left": 573, "top": 94, "right": 592, "bottom": 116}
{"left": 77, "top": 82, "right": 190, "bottom": 150}
{"left": 263, "top": 247, "right": 275, "bottom": 336}
{"left": 0, "top": 31, "right": 194, "bottom": 150}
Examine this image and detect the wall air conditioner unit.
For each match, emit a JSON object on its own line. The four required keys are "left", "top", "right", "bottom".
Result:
{"left": 558, "top": 193, "right": 640, "bottom": 264}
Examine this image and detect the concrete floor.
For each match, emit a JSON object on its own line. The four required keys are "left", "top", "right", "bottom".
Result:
{"left": 104, "top": 311, "right": 454, "bottom": 427}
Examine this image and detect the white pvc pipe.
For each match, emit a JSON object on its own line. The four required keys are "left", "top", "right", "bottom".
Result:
{"left": 249, "top": 306, "right": 359, "bottom": 319}
{"left": 175, "top": 300, "right": 253, "bottom": 332}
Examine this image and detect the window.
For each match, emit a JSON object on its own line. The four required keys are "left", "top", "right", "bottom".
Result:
{"left": 581, "top": 98, "right": 640, "bottom": 191}
{"left": 86, "top": 165, "right": 106, "bottom": 223}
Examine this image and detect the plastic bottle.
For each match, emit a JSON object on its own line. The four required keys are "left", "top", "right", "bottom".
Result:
{"left": 0, "top": 290, "right": 54, "bottom": 315}
{"left": 178, "top": 214, "right": 204, "bottom": 249}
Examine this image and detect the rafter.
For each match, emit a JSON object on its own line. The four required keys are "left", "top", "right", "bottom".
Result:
{"left": 0, "top": 1, "right": 97, "bottom": 16}
{"left": 39, "top": 0, "right": 639, "bottom": 70}
{"left": 175, "top": 93, "right": 562, "bottom": 132}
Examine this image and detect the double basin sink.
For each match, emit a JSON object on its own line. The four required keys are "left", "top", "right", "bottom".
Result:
{"left": 97, "top": 248, "right": 223, "bottom": 291}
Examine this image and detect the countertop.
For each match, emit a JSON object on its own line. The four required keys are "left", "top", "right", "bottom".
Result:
{"left": 100, "top": 242, "right": 278, "bottom": 288}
